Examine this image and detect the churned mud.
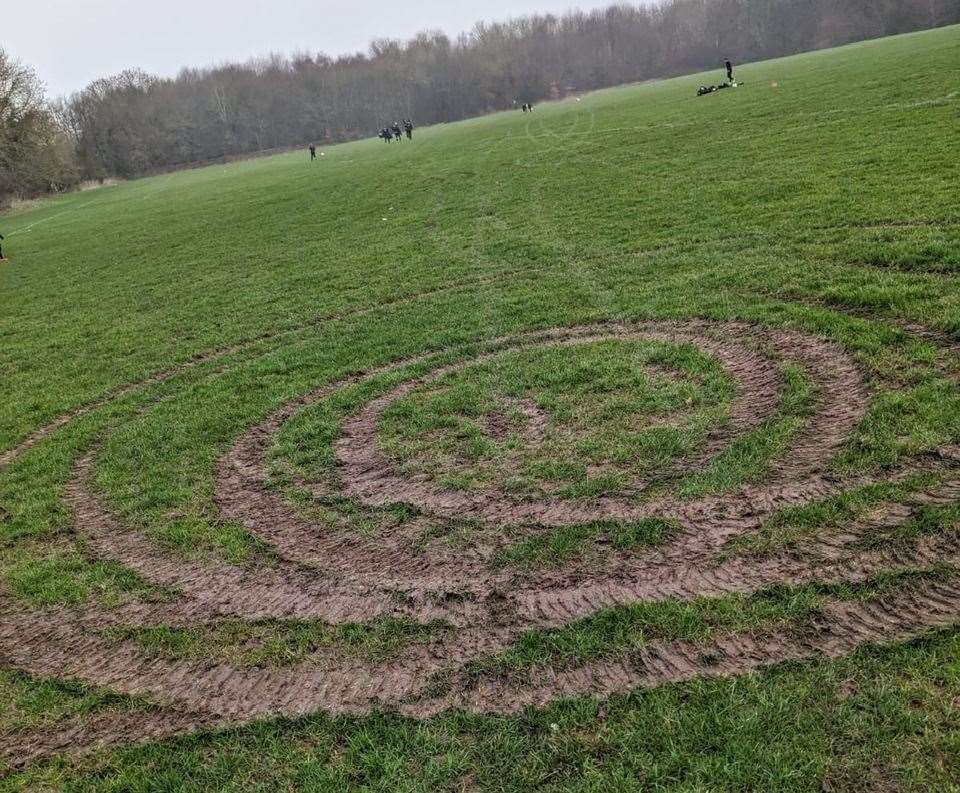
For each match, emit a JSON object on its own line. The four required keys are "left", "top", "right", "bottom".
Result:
{"left": 3, "top": 318, "right": 960, "bottom": 767}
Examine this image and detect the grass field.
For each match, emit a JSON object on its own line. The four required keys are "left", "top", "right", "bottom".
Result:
{"left": 2, "top": 23, "right": 960, "bottom": 791}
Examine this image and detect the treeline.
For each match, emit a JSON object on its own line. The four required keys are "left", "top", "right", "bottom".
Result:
{"left": 3, "top": 0, "right": 958, "bottom": 203}
{"left": 1, "top": 50, "right": 79, "bottom": 205}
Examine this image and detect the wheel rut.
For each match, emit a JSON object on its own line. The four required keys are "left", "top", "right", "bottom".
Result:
{"left": 3, "top": 317, "right": 960, "bottom": 768}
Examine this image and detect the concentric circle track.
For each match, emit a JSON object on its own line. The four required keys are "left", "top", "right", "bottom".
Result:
{"left": 3, "top": 317, "right": 960, "bottom": 769}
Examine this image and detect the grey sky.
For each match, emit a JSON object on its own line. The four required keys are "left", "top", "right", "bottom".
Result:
{"left": 7, "top": 0, "right": 629, "bottom": 99}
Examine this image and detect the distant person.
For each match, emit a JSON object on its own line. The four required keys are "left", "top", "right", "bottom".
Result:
{"left": 0, "top": 232, "right": 5, "bottom": 260}
{"left": 309, "top": 144, "right": 316, "bottom": 161}
{"left": 404, "top": 119, "right": 413, "bottom": 140}
{"left": 380, "top": 128, "right": 392, "bottom": 143}
{"left": 528, "top": 102, "right": 534, "bottom": 111}
{"left": 392, "top": 122, "right": 402, "bottom": 142}
{"left": 725, "top": 59, "right": 734, "bottom": 83}
{"left": 521, "top": 103, "right": 528, "bottom": 113}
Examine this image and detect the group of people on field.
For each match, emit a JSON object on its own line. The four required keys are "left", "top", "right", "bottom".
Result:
{"left": 307, "top": 118, "right": 415, "bottom": 158}
{"left": 379, "top": 120, "right": 414, "bottom": 143}
{"left": 303, "top": 56, "right": 738, "bottom": 167}
{"left": 698, "top": 59, "right": 737, "bottom": 96}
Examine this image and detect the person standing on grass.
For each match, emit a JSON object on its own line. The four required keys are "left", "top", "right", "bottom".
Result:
{"left": 309, "top": 144, "right": 317, "bottom": 161}
{"left": 0, "top": 233, "right": 5, "bottom": 260}
{"left": 725, "top": 59, "right": 734, "bottom": 83}
{"left": 392, "top": 122, "right": 402, "bottom": 142}
{"left": 404, "top": 119, "right": 413, "bottom": 140}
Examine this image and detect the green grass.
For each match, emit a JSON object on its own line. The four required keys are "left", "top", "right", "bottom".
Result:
{"left": 445, "top": 571, "right": 951, "bottom": 690}
{"left": 3, "top": 545, "right": 170, "bottom": 607}
{"left": 491, "top": 518, "right": 680, "bottom": 569}
{"left": 378, "top": 339, "right": 734, "bottom": 499}
{"left": 456, "top": 585, "right": 826, "bottom": 684}
{"left": 857, "top": 502, "right": 960, "bottom": 552}
{"left": 2, "top": 23, "right": 960, "bottom": 790}
{"left": 0, "top": 670, "right": 150, "bottom": 735}
{"left": 678, "top": 363, "right": 819, "bottom": 497}
{"left": 722, "top": 471, "right": 942, "bottom": 558}
{"left": 101, "top": 617, "right": 446, "bottom": 667}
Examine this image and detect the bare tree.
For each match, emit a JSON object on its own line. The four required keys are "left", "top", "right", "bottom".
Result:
{"left": 0, "top": 49, "right": 79, "bottom": 205}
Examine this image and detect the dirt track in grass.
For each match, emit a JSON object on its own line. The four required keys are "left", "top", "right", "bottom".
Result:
{"left": 4, "top": 319, "right": 960, "bottom": 768}
{"left": 0, "top": 263, "right": 559, "bottom": 472}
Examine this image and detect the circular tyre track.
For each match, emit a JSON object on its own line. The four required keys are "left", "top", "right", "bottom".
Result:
{"left": 3, "top": 318, "right": 960, "bottom": 767}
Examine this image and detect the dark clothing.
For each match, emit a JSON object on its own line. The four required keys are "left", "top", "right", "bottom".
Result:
{"left": 392, "top": 124, "right": 402, "bottom": 141}
{"left": 725, "top": 60, "right": 733, "bottom": 81}
{"left": 0, "top": 232, "right": 4, "bottom": 259}
{"left": 698, "top": 83, "right": 731, "bottom": 96}
{"left": 404, "top": 121, "right": 413, "bottom": 139}
{"left": 309, "top": 146, "right": 316, "bottom": 160}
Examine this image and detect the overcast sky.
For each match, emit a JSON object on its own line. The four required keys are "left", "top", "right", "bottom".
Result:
{"left": 7, "top": 0, "right": 628, "bottom": 99}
